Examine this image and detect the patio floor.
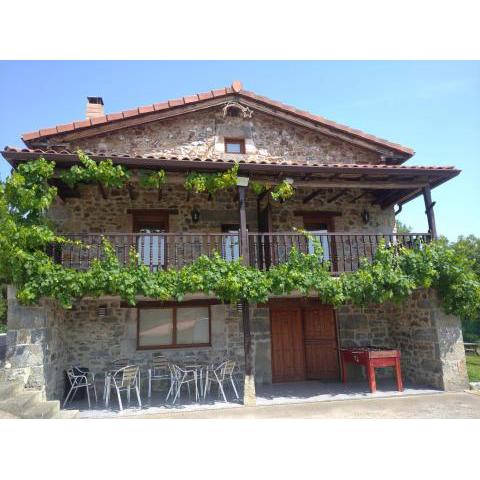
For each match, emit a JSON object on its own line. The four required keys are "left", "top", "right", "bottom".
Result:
{"left": 65, "top": 379, "right": 440, "bottom": 418}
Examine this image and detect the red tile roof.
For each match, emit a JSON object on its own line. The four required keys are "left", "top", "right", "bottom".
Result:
{"left": 1, "top": 146, "right": 456, "bottom": 173}
{"left": 21, "top": 81, "right": 415, "bottom": 157}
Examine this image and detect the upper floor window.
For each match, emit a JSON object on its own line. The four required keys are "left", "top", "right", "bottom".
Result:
{"left": 224, "top": 138, "right": 245, "bottom": 154}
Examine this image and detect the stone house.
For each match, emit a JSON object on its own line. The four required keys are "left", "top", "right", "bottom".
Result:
{"left": 1, "top": 81, "right": 468, "bottom": 407}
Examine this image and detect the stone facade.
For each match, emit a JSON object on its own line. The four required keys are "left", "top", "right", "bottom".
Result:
{"left": 3, "top": 98, "right": 468, "bottom": 405}
{"left": 5, "top": 287, "right": 468, "bottom": 402}
{"left": 49, "top": 182, "right": 394, "bottom": 236}
{"left": 48, "top": 108, "right": 380, "bottom": 166}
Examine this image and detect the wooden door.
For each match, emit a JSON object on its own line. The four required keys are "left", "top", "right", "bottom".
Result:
{"left": 270, "top": 306, "right": 306, "bottom": 383}
{"left": 303, "top": 305, "right": 339, "bottom": 380}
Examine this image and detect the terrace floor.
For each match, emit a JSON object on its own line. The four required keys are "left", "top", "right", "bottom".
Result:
{"left": 66, "top": 379, "right": 440, "bottom": 419}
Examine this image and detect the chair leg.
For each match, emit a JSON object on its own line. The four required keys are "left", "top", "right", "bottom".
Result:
{"left": 166, "top": 380, "right": 175, "bottom": 401}
{"left": 218, "top": 381, "right": 228, "bottom": 403}
{"left": 230, "top": 377, "right": 239, "bottom": 399}
{"left": 148, "top": 370, "right": 152, "bottom": 399}
{"left": 127, "top": 387, "right": 131, "bottom": 405}
{"left": 92, "top": 382, "right": 98, "bottom": 403}
{"left": 63, "top": 386, "right": 74, "bottom": 408}
{"left": 136, "top": 385, "right": 142, "bottom": 408}
{"left": 173, "top": 382, "right": 182, "bottom": 404}
{"left": 70, "top": 387, "right": 78, "bottom": 402}
{"left": 116, "top": 387, "right": 123, "bottom": 411}
{"left": 86, "top": 384, "right": 91, "bottom": 409}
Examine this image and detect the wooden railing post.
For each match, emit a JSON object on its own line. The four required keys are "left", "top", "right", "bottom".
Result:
{"left": 237, "top": 178, "right": 256, "bottom": 406}
{"left": 422, "top": 185, "right": 437, "bottom": 240}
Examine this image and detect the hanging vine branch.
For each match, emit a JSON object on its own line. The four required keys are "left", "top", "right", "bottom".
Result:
{"left": 60, "top": 150, "right": 130, "bottom": 189}
{"left": 184, "top": 163, "right": 239, "bottom": 196}
{"left": 250, "top": 179, "right": 295, "bottom": 202}
{"left": 138, "top": 169, "right": 167, "bottom": 200}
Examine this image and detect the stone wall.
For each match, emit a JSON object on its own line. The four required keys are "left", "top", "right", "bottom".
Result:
{"left": 60, "top": 297, "right": 271, "bottom": 388}
{"left": 336, "top": 289, "right": 468, "bottom": 390}
{"left": 49, "top": 108, "right": 380, "bottom": 166}
{"left": 4, "top": 290, "right": 271, "bottom": 400}
{"left": 5, "top": 286, "right": 68, "bottom": 399}
{"left": 48, "top": 181, "right": 394, "bottom": 238}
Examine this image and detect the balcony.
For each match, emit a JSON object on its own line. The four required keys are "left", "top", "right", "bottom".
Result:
{"left": 49, "top": 232, "right": 431, "bottom": 275}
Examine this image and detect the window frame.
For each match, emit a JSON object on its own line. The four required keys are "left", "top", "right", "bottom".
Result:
{"left": 224, "top": 138, "right": 246, "bottom": 154}
{"left": 136, "top": 300, "right": 214, "bottom": 350}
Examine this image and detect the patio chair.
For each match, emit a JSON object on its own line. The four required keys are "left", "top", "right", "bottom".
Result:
{"left": 171, "top": 364, "right": 199, "bottom": 404}
{"left": 106, "top": 365, "right": 142, "bottom": 411}
{"left": 64, "top": 367, "right": 98, "bottom": 409}
{"left": 148, "top": 354, "right": 172, "bottom": 399}
{"left": 204, "top": 360, "right": 239, "bottom": 402}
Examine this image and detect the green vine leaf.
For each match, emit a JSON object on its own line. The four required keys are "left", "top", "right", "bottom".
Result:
{"left": 138, "top": 170, "right": 167, "bottom": 189}
{"left": 60, "top": 150, "right": 130, "bottom": 189}
{"left": 184, "top": 163, "right": 239, "bottom": 196}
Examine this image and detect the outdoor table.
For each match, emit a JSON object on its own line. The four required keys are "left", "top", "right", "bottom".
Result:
{"left": 339, "top": 347, "right": 403, "bottom": 393}
{"left": 183, "top": 364, "right": 208, "bottom": 401}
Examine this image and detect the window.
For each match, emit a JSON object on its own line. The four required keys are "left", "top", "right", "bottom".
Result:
{"left": 224, "top": 138, "right": 245, "bottom": 154}
{"left": 137, "top": 304, "right": 211, "bottom": 349}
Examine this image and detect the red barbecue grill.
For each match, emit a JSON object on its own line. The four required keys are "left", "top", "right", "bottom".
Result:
{"left": 339, "top": 346, "right": 403, "bottom": 393}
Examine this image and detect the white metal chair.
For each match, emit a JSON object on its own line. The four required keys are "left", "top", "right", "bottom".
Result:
{"left": 204, "top": 360, "right": 239, "bottom": 402}
{"left": 106, "top": 365, "right": 142, "bottom": 411}
{"left": 64, "top": 367, "right": 97, "bottom": 409}
{"left": 171, "top": 364, "right": 198, "bottom": 404}
{"left": 148, "top": 354, "right": 171, "bottom": 399}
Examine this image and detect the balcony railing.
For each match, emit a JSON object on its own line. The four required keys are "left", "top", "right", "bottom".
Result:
{"left": 48, "top": 232, "right": 431, "bottom": 274}
{"left": 248, "top": 232, "right": 431, "bottom": 273}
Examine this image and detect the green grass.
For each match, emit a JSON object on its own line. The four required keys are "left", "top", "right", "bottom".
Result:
{"left": 466, "top": 354, "right": 480, "bottom": 382}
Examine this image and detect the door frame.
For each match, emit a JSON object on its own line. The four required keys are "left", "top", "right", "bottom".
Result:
{"left": 269, "top": 298, "right": 342, "bottom": 383}
{"left": 131, "top": 210, "right": 170, "bottom": 270}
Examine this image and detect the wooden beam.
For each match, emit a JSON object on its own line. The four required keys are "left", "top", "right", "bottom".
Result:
{"left": 238, "top": 185, "right": 249, "bottom": 265}
{"left": 294, "top": 210, "right": 342, "bottom": 217}
{"left": 302, "top": 189, "right": 322, "bottom": 204}
{"left": 422, "top": 185, "right": 437, "bottom": 239}
{"left": 98, "top": 183, "right": 108, "bottom": 199}
{"left": 350, "top": 191, "right": 369, "bottom": 203}
{"left": 257, "top": 188, "right": 271, "bottom": 202}
{"left": 327, "top": 189, "right": 348, "bottom": 203}
{"left": 127, "top": 183, "right": 136, "bottom": 200}
{"left": 379, "top": 188, "right": 423, "bottom": 209}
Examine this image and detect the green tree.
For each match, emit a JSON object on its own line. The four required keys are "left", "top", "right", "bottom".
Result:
{"left": 396, "top": 219, "right": 412, "bottom": 233}
{"left": 452, "top": 235, "right": 480, "bottom": 341}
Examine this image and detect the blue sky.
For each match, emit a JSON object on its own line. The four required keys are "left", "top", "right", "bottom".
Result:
{"left": 0, "top": 61, "right": 478, "bottom": 240}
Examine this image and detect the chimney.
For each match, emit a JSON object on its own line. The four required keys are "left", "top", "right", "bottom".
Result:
{"left": 86, "top": 97, "right": 104, "bottom": 119}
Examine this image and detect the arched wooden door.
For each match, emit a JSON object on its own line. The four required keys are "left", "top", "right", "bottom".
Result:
{"left": 270, "top": 301, "right": 339, "bottom": 383}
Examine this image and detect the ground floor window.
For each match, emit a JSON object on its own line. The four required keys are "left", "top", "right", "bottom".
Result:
{"left": 137, "top": 303, "right": 211, "bottom": 349}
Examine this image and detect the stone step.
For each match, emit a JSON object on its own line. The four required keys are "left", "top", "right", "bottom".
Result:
{"left": 0, "top": 378, "right": 25, "bottom": 399}
{"left": 22, "top": 400, "right": 61, "bottom": 419}
{"left": 0, "top": 390, "right": 44, "bottom": 416}
{"left": 53, "top": 409, "right": 80, "bottom": 419}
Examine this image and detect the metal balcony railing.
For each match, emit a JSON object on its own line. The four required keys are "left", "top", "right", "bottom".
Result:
{"left": 48, "top": 232, "right": 431, "bottom": 274}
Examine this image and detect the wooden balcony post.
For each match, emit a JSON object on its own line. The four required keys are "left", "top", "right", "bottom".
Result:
{"left": 422, "top": 185, "right": 437, "bottom": 239}
{"left": 237, "top": 178, "right": 256, "bottom": 406}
